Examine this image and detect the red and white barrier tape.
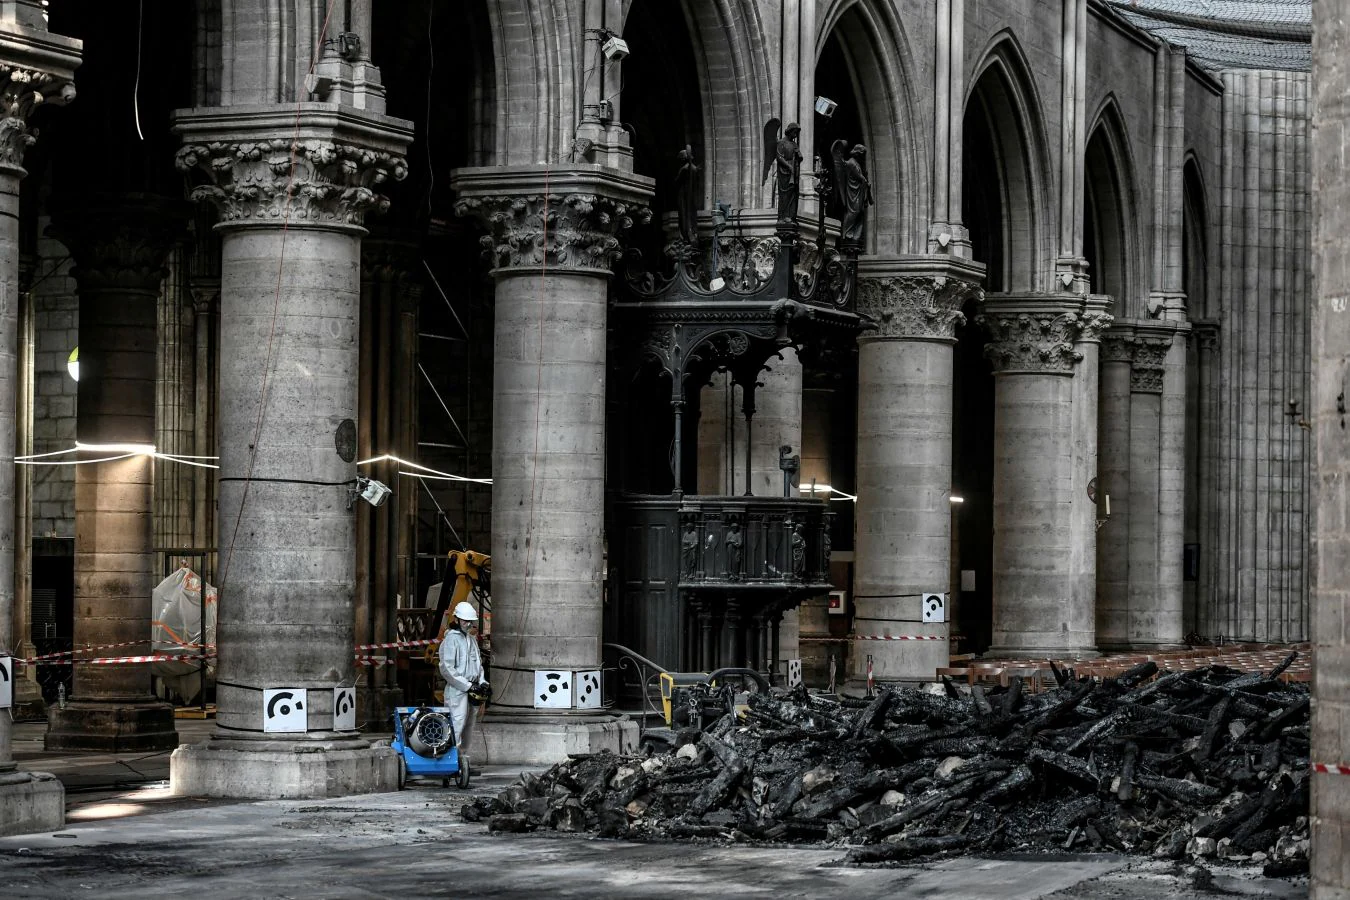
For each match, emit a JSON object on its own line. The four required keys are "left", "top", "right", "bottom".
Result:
{"left": 355, "top": 656, "right": 397, "bottom": 666}
{"left": 1313, "top": 763, "right": 1350, "bottom": 776}
{"left": 352, "top": 639, "right": 436, "bottom": 651}
{"left": 27, "top": 638, "right": 212, "bottom": 662}
{"left": 800, "top": 634, "right": 947, "bottom": 643}
{"left": 38, "top": 652, "right": 217, "bottom": 666}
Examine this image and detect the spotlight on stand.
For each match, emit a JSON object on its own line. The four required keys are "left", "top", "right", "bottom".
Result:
{"left": 814, "top": 95, "right": 838, "bottom": 118}
{"left": 601, "top": 34, "right": 630, "bottom": 61}
{"left": 351, "top": 475, "right": 391, "bottom": 509}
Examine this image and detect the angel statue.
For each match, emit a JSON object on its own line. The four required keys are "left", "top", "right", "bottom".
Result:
{"left": 675, "top": 144, "right": 700, "bottom": 246}
{"left": 831, "top": 140, "right": 874, "bottom": 246}
{"left": 761, "top": 118, "right": 802, "bottom": 224}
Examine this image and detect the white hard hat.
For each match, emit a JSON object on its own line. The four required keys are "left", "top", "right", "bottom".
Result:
{"left": 452, "top": 601, "right": 479, "bottom": 622}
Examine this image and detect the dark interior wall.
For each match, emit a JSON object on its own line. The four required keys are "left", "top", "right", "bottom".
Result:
{"left": 43, "top": 0, "right": 195, "bottom": 200}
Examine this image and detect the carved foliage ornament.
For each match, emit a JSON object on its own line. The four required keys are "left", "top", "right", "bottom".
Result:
{"left": 978, "top": 310, "right": 1083, "bottom": 373}
{"left": 1128, "top": 338, "right": 1171, "bottom": 394}
{"left": 175, "top": 140, "right": 409, "bottom": 227}
{"left": 0, "top": 64, "right": 76, "bottom": 171}
{"left": 855, "top": 275, "right": 978, "bottom": 340}
{"left": 455, "top": 193, "right": 651, "bottom": 271}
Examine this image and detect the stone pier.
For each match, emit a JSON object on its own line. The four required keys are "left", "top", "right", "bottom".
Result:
{"left": 0, "top": 11, "right": 79, "bottom": 832}
{"left": 980, "top": 294, "right": 1105, "bottom": 658}
{"left": 849, "top": 257, "right": 981, "bottom": 684}
{"left": 43, "top": 197, "right": 185, "bottom": 752}
{"left": 452, "top": 166, "right": 652, "bottom": 764}
{"left": 169, "top": 106, "right": 412, "bottom": 798}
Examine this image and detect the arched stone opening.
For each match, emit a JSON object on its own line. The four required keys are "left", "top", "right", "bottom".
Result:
{"left": 1084, "top": 101, "right": 1140, "bottom": 315}
{"left": 962, "top": 36, "right": 1052, "bottom": 293}
{"left": 815, "top": 0, "right": 927, "bottom": 255}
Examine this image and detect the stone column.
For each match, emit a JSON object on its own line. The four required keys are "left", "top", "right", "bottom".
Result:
{"left": 980, "top": 294, "right": 1099, "bottom": 657}
{"left": 1124, "top": 321, "right": 1185, "bottom": 648}
{"left": 1096, "top": 323, "right": 1135, "bottom": 649}
{"left": 1311, "top": 4, "right": 1350, "bottom": 890}
{"left": 1157, "top": 323, "right": 1190, "bottom": 645}
{"left": 0, "top": 24, "right": 79, "bottom": 834}
{"left": 452, "top": 166, "right": 652, "bottom": 764}
{"left": 1069, "top": 298, "right": 1110, "bottom": 633}
{"left": 42, "top": 198, "right": 186, "bottom": 753}
{"left": 1192, "top": 320, "right": 1220, "bottom": 638}
{"left": 188, "top": 280, "right": 219, "bottom": 552}
{"left": 169, "top": 107, "right": 412, "bottom": 799}
{"left": 849, "top": 257, "right": 982, "bottom": 684}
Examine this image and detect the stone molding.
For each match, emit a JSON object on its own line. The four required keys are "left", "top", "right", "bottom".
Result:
{"left": 855, "top": 273, "right": 981, "bottom": 341}
{"left": 0, "top": 31, "right": 82, "bottom": 174}
{"left": 451, "top": 165, "right": 654, "bottom": 273}
{"left": 977, "top": 295, "right": 1107, "bottom": 375}
{"left": 49, "top": 197, "right": 189, "bottom": 294}
{"left": 173, "top": 105, "right": 413, "bottom": 231}
{"left": 1100, "top": 323, "right": 1136, "bottom": 363}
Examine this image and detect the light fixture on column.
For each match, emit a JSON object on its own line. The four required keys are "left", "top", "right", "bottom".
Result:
{"left": 351, "top": 475, "right": 391, "bottom": 509}
{"left": 814, "top": 96, "right": 838, "bottom": 118}
{"left": 949, "top": 496, "right": 964, "bottom": 503}
{"left": 600, "top": 32, "right": 630, "bottom": 61}
{"left": 67, "top": 346, "right": 78, "bottom": 381}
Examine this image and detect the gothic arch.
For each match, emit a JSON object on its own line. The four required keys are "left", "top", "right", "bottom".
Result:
{"left": 1084, "top": 96, "right": 1143, "bottom": 315}
{"left": 815, "top": 0, "right": 927, "bottom": 254}
{"left": 963, "top": 32, "right": 1054, "bottom": 292}
{"left": 672, "top": 0, "right": 776, "bottom": 207}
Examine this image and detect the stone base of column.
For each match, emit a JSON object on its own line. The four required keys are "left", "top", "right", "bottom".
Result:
{"left": 471, "top": 714, "right": 639, "bottom": 767}
{"left": 0, "top": 771, "right": 64, "bottom": 837}
{"left": 1122, "top": 641, "right": 1189, "bottom": 652}
{"left": 170, "top": 738, "right": 398, "bottom": 799}
{"left": 11, "top": 675, "right": 46, "bottom": 721}
{"left": 44, "top": 700, "right": 178, "bottom": 752}
{"left": 847, "top": 606, "right": 951, "bottom": 684}
{"left": 986, "top": 644, "right": 1100, "bottom": 661}
{"left": 357, "top": 686, "right": 404, "bottom": 734}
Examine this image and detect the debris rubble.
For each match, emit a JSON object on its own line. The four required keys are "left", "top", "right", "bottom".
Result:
{"left": 463, "top": 657, "right": 1311, "bottom": 875}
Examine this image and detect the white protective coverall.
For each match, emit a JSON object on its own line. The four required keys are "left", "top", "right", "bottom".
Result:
{"left": 438, "top": 626, "right": 483, "bottom": 750}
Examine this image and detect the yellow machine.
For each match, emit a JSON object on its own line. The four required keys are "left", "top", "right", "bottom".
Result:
{"left": 424, "top": 549, "right": 490, "bottom": 667}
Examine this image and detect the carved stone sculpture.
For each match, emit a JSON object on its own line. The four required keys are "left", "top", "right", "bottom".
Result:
{"left": 832, "top": 141, "right": 873, "bottom": 246}
{"left": 675, "top": 144, "right": 699, "bottom": 246}
{"left": 774, "top": 123, "right": 802, "bottom": 224}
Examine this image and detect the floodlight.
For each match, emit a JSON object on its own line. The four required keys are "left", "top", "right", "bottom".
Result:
{"left": 601, "top": 35, "right": 629, "bottom": 61}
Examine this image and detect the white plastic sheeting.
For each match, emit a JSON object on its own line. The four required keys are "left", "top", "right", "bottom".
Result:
{"left": 151, "top": 566, "right": 217, "bottom": 704}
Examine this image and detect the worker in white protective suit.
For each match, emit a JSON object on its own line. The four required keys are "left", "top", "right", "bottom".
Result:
{"left": 438, "top": 601, "right": 485, "bottom": 771}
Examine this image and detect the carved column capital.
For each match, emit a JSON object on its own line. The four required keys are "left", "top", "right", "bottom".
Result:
{"left": 1193, "top": 318, "right": 1220, "bottom": 352}
{"left": 451, "top": 165, "right": 654, "bottom": 273}
{"left": 174, "top": 106, "right": 413, "bottom": 231}
{"left": 1127, "top": 338, "right": 1171, "bottom": 393}
{"left": 855, "top": 273, "right": 981, "bottom": 342}
{"left": 1126, "top": 320, "right": 1183, "bottom": 394}
{"left": 0, "top": 49, "right": 79, "bottom": 174}
{"left": 977, "top": 295, "right": 1087, "bottom": 375}
{"left": 1075, "top": 295, "right": 1114, "bottom": 343}
{"left": 1101, "top": 322, "right": 1137, "bottom": 363}
{"left": 188, "top": 278, "right": 220, "bottom": 316}
{"left": 49, "top": 196, "right": 189, "bottom": 294}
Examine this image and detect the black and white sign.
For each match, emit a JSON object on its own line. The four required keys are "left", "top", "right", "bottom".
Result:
{"left": 0, "top": 657, "right": 11, "bottom": 709}
{"left": 574, "top": 670, "right": 602, "bottom": 710}
{"left": 921, "top": 593, "right": 947, "bottom": 624}
{"left": 534, "top": 671, "right": 572, "bottom": 710}
{"left": 333, "top": 686, "right": 356, "bottom": 731}
{"left": 786, "top": 658, "right": 803, "bottom": 689}
{"left": 263, "top": 688, "right": 307, "bottom": 733}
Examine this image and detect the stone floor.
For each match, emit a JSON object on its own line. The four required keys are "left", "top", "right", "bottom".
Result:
{"left": 3, "top": 720, "right": 1310, "bottom": 899}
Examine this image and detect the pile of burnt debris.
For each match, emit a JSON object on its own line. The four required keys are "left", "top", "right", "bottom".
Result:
{"left": 464, "top": 658, "right": 1311, "bottom": 875}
